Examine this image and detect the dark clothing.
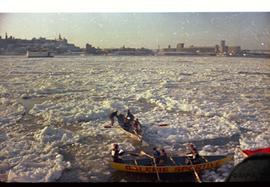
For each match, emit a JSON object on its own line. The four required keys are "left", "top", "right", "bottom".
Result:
{"left": 110, "top": 111, "right": 118, "bottom": 126}
{"left": 187, "top": 147, "right": 199, "bottom": 158}
{"left": 160, "top": 152, "right": 168, "bottom": 164}
{"left": 111, "top": 148, "right": 124, "bottom": 162}
{"left": 126, "top": 111, "right": 135, "bottom": 122}
{"left": 226, "top": 154, "right": 270, "bottom": 182}
{"left": 153, "top": 150, "right": 161, "bottom": 164}
{"left": 133, "top": 120, "right": 141, "bottom": 134}
{"left": 186, "top": 147, "right": 200, "bottom": 164}
{"left": 110, "top": 111, "right": 118, "bottom": 119}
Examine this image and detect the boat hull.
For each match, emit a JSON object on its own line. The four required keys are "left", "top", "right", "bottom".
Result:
{"left": 26, "top": 51, "right": 54, "bottom": 58}
{"left": 116, "top": 114, "right": 143, "bottom": 142}
{"left": 111, "top": 155, "right": 233, "bottom": 174}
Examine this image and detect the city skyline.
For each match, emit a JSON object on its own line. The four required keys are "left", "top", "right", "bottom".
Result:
{"left": 0, "top": 13, "right": 270, "bottom": 50}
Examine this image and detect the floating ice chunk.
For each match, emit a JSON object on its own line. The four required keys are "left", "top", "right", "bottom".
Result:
{"left": 239, "top": 127, "right": 270, "bottom": 150}
{"left": 179, "top": 102, "right": 193, "bottom": 112}
{"left": 0, "top": 85, "right": 8, "bottom": 96}
{"left": 202, "top": 145, "right": 217, "bottom": 152}
{"left": 4, "top": 139, "right": 70, "bottom": 182}
{"left": 0, "top": 132, "right": 8, "bottom": 141}
{"left": 34, "top": 126, "right": 79, "bottom": 146}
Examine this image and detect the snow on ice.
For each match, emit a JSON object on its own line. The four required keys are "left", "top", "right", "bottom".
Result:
{"left": 0, "top": 56, "right": 269, "bottom": 182}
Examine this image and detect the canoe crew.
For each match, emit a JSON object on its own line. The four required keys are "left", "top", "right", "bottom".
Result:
{"left": 111, "top": 143, "right": 124, "bottom": 162}
{"left": 160, "top": 149, "right": 168, "bottom": 165}
{"left": 126, "top": 109, "right": 135, "bottom": 124}
{"left": 109, "top": 111, "right": 118, "bottom": 126}
{"left": 133, "top": 118, "right": 142, "bottom": 134}
{"left": 186, "top": 143, "right": 200, "bottom": 164}
{"left": 153, "top": 147, "right": 161, "bottom": 164}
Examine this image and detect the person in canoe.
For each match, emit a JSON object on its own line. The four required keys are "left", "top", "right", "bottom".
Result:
{"left": 125, "top": 109, "right": 135, "bottom": 124}
{"left": 111, "top": 143, "right": 124, "bottom": 162}
{"left": 132, "top": 118, "right": 142, "bottom": 134}
{"left": 109, "top": 110, "right": 118, "bottom": 126}
{"left": 185, "top": 143, "right": 201, "bottom": 164}
{"left": 153, "top": 147, "right": 161, "bottom": 165}
{"left": 160, "top": 148, "right": 168, "bottom": 165}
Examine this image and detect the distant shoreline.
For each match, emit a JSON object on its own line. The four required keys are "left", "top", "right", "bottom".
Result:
{"left": 0, "top": 54, "right": 269, "bottom": 59}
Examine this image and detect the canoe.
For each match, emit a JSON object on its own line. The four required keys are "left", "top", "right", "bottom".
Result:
{"left": 110, "top": 155, "right": 233, "bottom": 174}
{"left": 116, "top": 113, "right": 143, "bottom": 142}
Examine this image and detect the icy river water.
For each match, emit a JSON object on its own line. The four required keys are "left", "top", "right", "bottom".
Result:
{"left": 0, "top": 55, "right": 269, "bottom": 182}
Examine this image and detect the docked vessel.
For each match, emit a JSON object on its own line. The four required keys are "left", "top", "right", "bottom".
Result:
{"left": 26, "top": 50, "right": 54, "bottom": 58}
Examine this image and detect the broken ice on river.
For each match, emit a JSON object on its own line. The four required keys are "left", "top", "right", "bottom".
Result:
{"left": 0, "top": 55, "right": 269, "bottom": 182}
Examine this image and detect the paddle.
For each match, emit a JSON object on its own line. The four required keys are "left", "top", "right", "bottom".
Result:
{"left": 131, "top": 129, "right": 149, "bottom": 147}
{"left": 168, "top": 153, "right": 177, "bottom": 165}
{"left": 140, "top": 150, "right": 161, "bottom": 182}
{"left": 104, "top": 125, "right": 113, "bottom": 128}
{"left": 127, "top": 152, "right": 141, "bottom": 157}
{"left": 200, "top": 155, "right": 209, "bottom": 163}
{"left": 186, "top": 156, "right": 202, "bottom": 183}
{"left": 158, "top": 124, "right": 169, "bottom": 127}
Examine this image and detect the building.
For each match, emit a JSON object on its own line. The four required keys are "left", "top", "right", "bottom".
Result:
{"left": 159, "top": 43, "right": 216, "bottom": 56}
{"left": 227, "top": 46, "right": 241, "bottom": 56}
{"left": 103, "top": 46, "right": 154, "bottom": 56}
{"left": 0, "top": 33, "right": 81, "bottom": 55}
{"left": 176, "top": 43, "right": 184, "bottom": 50}
{"left": 220, "top": 40, "right": 226, "bottom": 54}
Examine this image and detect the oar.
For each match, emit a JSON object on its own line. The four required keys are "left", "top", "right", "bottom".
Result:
{"left": 140, "top": 150, "right": 161, "bottom": 182}
{"left": 186, "top": 156, "right": 202, "bottom": 183}
{"left": 132, "top": 129, "right": 149, "bottom": 147}
{"left": 200, "top": 155, "right": 209, "bottom": 163}
{"left": 125, "top": 151, "right": 141, "bottom": 157}
{"left": 104, "top": 125, "right": 113, "bottom": 128}
{"left": 236, "top": 147, "right": 248, "bottom": 158}
{"left": 158, "top": 124, "right": 169, "bottom": 127}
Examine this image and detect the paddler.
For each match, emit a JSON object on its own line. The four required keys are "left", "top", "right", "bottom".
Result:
{"left": 186, "top": 143, "right": 201, "bottom": 164}
{"left": 125, "top": 109, "right": 135, "bottom": 124}
{"left": 109, "top": 110, "right": 118, "bottom": 126}
{"left": 152, "top": 147, "right": 161, "bottom": 165}
{"left": 111, "top": 143, "right": 124, "bottom": 162}
{"left": 160, "top": 148, "right": 168, "bottom": 165}
{"left": 133, "top": 118, "right": 142, "bottom": 134}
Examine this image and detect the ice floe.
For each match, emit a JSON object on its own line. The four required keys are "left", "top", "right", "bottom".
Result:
{"left": 0, "top": 56, "right": 269, "bottom": 182}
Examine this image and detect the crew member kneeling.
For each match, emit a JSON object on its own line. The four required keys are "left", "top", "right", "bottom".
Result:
{"left": 111, "top": 143, "right": 125, "bottom": 162}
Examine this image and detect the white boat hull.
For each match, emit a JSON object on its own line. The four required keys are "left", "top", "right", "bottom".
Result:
{"left": 26, "top": 51, "right": 54, "bottom": 58}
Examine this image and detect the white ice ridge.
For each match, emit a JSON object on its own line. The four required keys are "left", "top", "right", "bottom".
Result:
{"left": 0, "top": 56, "right": 269, "bottom": 182}
{"left": 2, "top": 138, "right": 71, "bottom": 182}
{"left": 1, "top": 126, "right": 76, "bottom": 182}
{"left": 140, "top": 110, "right": 240, "bottom": 144}
{"left": 0, "top": 98, "right": 25, "bottom": 126}
{"left": 34, "top": 126, "right": 80, "bottom": 145}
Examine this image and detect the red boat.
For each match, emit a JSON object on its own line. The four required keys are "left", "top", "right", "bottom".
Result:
{"left": 241, "top": 147, "right": 270, "bottom": 157}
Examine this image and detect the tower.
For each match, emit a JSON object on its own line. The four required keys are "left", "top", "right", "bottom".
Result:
{"left": 58, "top": 33, "right": 62, "bottom": 40}
{"left": 220, "top": 40, "right": 226, "bottom": 53}
{"left": 177, "top": 43, "right": 184, "bottom": 49}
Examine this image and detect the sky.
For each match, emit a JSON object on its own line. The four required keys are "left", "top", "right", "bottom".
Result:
{"left": 0, "top": 13, "right": 270, "bottom": 50}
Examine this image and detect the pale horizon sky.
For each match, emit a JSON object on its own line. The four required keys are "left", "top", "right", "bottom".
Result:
{"left": 0, "top": 13, "right": 270, "bottom": 50}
